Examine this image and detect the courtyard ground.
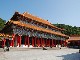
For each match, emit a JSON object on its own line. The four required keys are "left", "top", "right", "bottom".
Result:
{"left": 0, "top": 47, "right": 80, "bottom": 60}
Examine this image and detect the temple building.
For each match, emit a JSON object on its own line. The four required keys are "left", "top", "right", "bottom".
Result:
{"left": 66, "top": 35, "right": 80, "bottom": 48}
{"left": 0, "top": 12, "right": 69, "bottom": 48}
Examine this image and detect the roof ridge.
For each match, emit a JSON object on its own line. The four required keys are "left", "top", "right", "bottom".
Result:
{"left": 23, "top": 12, "right": 49, "bottom": 21}
{"left": 22, "top": 12, "right": 64, "bottom": 31}
{"left": 22, "top": 12, "right": 51, "bottom": 24}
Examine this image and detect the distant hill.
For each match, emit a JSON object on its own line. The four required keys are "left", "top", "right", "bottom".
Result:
{"left": 0, "top": 18, "right": 6, "bottom": 31}
{"left": 53, "top": 24, "right": 80, "bottom": 36}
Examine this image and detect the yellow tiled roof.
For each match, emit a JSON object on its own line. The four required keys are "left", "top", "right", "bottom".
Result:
{"left": 10, "top": 20, "right": 68, "bottom": 37}
{"left": 0, "top": 33, "right": 12, "bottom": 37}
{"left": 21, "top": 12, "right": 65, "bottom": 31}
{"left": 67, "top": 37, "right": 80, "bottom": 41}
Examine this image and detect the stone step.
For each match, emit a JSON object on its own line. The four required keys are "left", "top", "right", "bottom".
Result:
{"left": 9, "top": 47, "right": 42, "bottom": 51}
{"left": 10, "top": 47, "right": 62, "bottom": 51}
{"left": 0, "top": 48, "right": 5, "bottom": 52}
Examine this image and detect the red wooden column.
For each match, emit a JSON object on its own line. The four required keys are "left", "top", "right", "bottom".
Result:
{"left": 34, "top": 36, "right": 36, "bottom": 47}
{"left": 42, "top": 38, "right": 44, "bottom": 47}
{"left": 53, "top": 39, "right": 55, "bottom": 47}
{"left": 2, "top": 40, "right": 3, "bottom": 48}
{"left": 64, "top": 40, "right": 67, "bottom": 47}
{"left": 47, "top": 39, "right": 49, "bottom": 47}
{"left": 79, "top": 41, "right": 80, "bottom": 46}
{"left": 54, "top": 40, "right": 56, "bottom": 47}
{"left": 48, "top": 39, "right": 50, "bottom": 47}
{"left": 41, "top": 38, "right": 43, "bottom": 47}
{"left": 36, "top": 38, "right": 40, "bottom": 47}
{"left": 33, "top": 37, "right": 35, "bottom": 47}
{"left": 38, "top": 38, "right": 40, "bottom": 47}
{"left": 78, "top": 41, "right": 80, "bottom": 46}
{"left": 9, "top": 40, "right": 12, "bottom": 47}
{"left": 19, "top": 35, "right": 21, "bottom": 47}
{"left": 36, "top": 37, "right": 37, "bottom": 47}
{"left": 16, "top": 35, "right": 18, "bottom": 47}
{"left": 39, "top": 38, "right": 41, "bottom": 47}
{"left": 45, "top": 39, "right": 47, "bottom": 47}
{"left": 12, "top": 34, "right": 15, "bottom": 47}
{"left": 43, "top": 38, "right": 45, "bottom": 47}
{"left": 37, "top": 38, "right": 38, "bottom": 47}
{"left": 28, "top": 36, "right": 30, "bottom": 47}
{"left": 64, "top": 40, "right": 65, "bottom": 47}
{"left": 41, "top": 37, "right": 42, "bottom": 47}
{"left": 61, "top": 40, "right": 62, "bottom": 47}
{"left": 2, "top": 38, "right": 6, "bottom": 48}
{"left": 25, "top": 36, "right": 28, "bottom": 46}
{"left": 49, "top": 39, "right": 50, "bottom": 47}
{"left": 62, "top": 40, "right": 63, "bottom": 47}
{"left": 17, "top": 36, "right": 18, "bottom": 46}
{"left": 25, "top": 36, "right": 27, "bottom": 46}
{"left": 32, "top": 37, "right": 34, "bottom": 46}
{"left": 32, "top": 37, "right": 34, "bottom": 47}
{"left": 63, "top": 40, "right": 66, "bottom": 47}
{"left": 52, "top": 39, "right": 53, "bottom": 47}
{"left": 24, "top": 36, "right": 26, "bottom": 46}
{"left": 4, "top": 38, "right": 6, "bottom": 47}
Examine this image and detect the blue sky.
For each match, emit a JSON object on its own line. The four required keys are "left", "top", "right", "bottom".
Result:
{"left": 0, "top": 0, "right": 80, "bottom": 27}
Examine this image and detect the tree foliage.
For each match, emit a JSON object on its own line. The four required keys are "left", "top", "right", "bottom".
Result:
{"left": 0, "top": 18, "right": 6, "bottom": 31}
{"left": 54, "top": 24, "right": 80, "bottom": 36}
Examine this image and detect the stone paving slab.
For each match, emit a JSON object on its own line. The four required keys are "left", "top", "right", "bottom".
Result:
{"left": 0, "top": 48, "right": 4, "bottom": 52}
{"left": 0, "top": 48, "right": 80, "bottom": 60}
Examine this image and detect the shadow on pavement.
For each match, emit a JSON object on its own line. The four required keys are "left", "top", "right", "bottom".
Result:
{"left": 57, "top": 52, "right": 80, "bottom": 60}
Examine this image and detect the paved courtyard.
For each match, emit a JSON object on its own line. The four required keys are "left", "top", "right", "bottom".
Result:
{"left": 0, "top": 47, "right": 80, "bottom": 60}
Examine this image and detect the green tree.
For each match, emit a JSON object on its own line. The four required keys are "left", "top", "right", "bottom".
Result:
{"left": 53, "top": 24, "right": 80, "bottom": 36}
{"left": 0, "top": 18, "right": 6, "bottom": 31}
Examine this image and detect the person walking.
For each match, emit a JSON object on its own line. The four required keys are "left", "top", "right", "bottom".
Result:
{"left": 4, "top": 39, "right": 10, "bottom": 51}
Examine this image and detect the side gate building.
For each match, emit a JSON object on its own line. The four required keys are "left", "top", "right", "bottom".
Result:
{"left": 0, "top": 12, "right": 69, "bottom": 48}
